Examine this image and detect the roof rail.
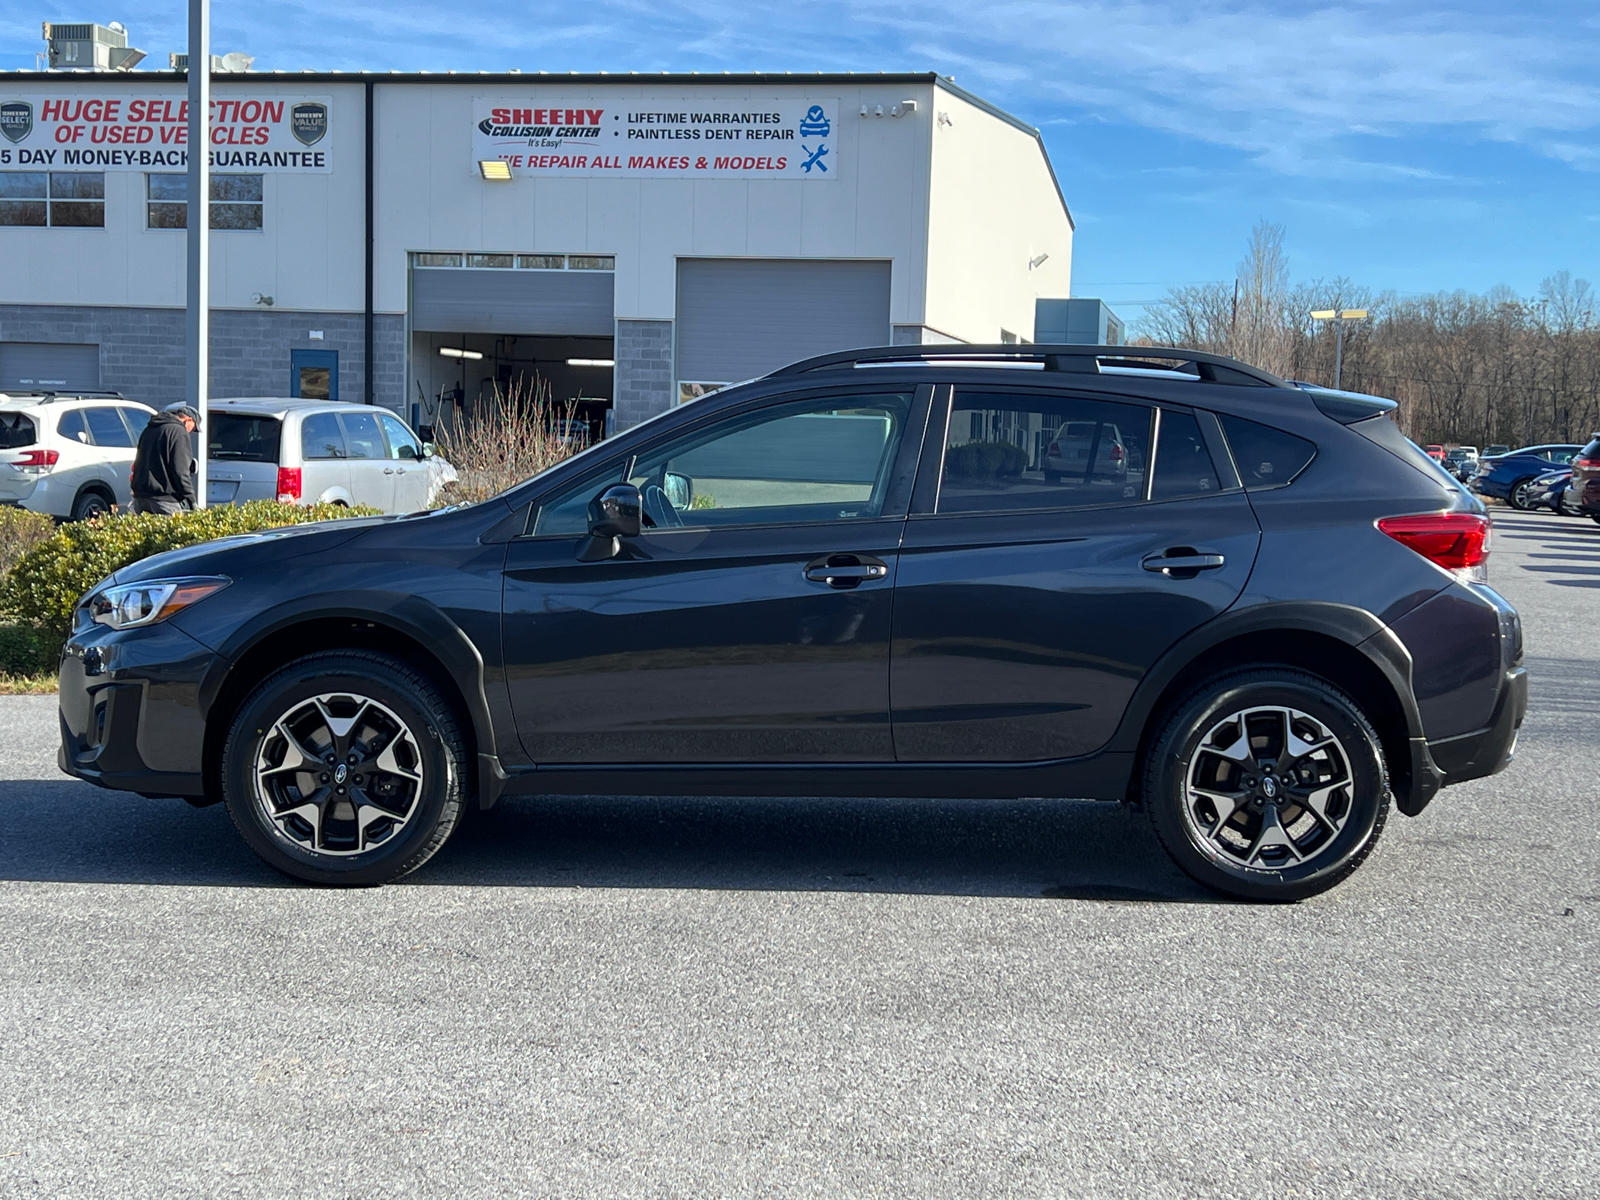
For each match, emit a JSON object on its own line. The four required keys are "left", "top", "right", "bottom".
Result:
{"left": 0, "top": 389, "right": 129, "bottom": 404}
{"left": 768, "top": 344, "right": 1291, "bottom": 388}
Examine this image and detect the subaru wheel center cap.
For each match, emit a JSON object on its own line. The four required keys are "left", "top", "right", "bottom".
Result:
{"left": 1261, "top": 775, "right": 1278, "bottom": 800}
{"left": 334, "top": 763, "right": 348, "bottom": 785}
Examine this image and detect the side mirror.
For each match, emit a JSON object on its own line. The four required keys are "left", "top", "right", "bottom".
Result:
{"left": 663, "top": 472, "right": 692, "bottom": 511}
{"left": 576, "top": 483, "right": 642, "bottom": 561}
{"left": 420, "top": 442, "right": 435, "bottom": 459}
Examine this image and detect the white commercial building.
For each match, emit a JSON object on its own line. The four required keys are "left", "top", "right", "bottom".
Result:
{"left": 0, "top": 67, "right": 1074, "bottom": 432}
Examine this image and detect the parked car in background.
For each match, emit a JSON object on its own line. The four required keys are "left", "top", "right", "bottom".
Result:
{"left": 60, "top": 344, "right": 1526, "bottom": 903}
{"left": 1525, "top": 468, "right": 1578, "bottom": 515}
{"left": 1443, "top": 446, "right": 1478, "bottom": 481}
{"left": 205, "top": 399, "right": 440, "bottom": 513}
{"left": 1471, "top": 444, "right": 1585, "bottom": 509}
{"left": 1424, "top": 444, "right": 1446, "bottom": 462}
{"left": 1483, "top": 444, "right": 1512, "bottom": 458}
{"left": 1572, "top": 434, "right": 1600, "bottom": 525}
{"left": 0, "top": 392, "right": 158, "bottom": 521}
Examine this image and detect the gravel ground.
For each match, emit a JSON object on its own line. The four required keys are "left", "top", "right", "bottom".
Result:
{"left": 0, "top": 508, "right": 1596, "bottom": 1199}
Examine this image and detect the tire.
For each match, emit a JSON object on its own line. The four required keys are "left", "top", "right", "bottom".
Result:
{"left": 1508, "top": 478, "right": 1537, "bottom": 511}
{"left": 70, "top": 488, "right": 113, "bottom": 522}
{"left": 1142, "top": 668, "right": 1390, "bottom": 902}
{"left": 221, "top": 651, "right": 469, "bottom": 886}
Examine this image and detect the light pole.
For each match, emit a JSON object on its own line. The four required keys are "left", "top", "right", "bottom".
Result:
{"left": 186, "top": 0, "right": 209, "bottom": 507}
{"left": 1310, "top": 308, "right": 1368, "bottom": 390}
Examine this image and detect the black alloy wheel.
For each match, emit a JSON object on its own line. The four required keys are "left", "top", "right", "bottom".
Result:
{"left": 1143, "top": 668, "right": 1390, "bottom": 902}
{"left": 1508, "top": 478, "right": 1538, "bottom": 511}
{"left": 221, "top": 651, "right": 469, "bottom": 885}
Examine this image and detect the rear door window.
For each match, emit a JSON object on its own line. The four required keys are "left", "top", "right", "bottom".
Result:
{"left": 1151, "top": 410, "right": 1221, "bottom": 500}
{"left": 56, "top": 410, "right": 89, "bottom": 444}
{"left": 937, "top": 391, "right": 1152, "bottom": 513}
{"left": 210, "top": 413, "right": 283, "bottom": 462}
{"left": 83, "top": 406, "right": 135, "bottom": 448}
{"left": 1219, "top": 415, "right": 1317, "bottom": 490}
{"left": 301, "top": 412, "right": 346, "bottom": 459}
{"left": 338, "top": 412, "right": 383, "bottom": 459}
{"left": 118, "top": 407, "right": 152, "bottom": 442}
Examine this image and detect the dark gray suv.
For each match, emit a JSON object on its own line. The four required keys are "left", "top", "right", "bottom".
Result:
{"left": 57, "top": 346, "right": 1526, "bottom": 901}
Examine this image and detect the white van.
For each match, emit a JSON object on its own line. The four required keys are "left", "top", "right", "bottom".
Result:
{"left": 206, "top": 399, "right": 439, "bottom": 512}
{"left": 0, "top": 391, "right": 159, "bottom": 520}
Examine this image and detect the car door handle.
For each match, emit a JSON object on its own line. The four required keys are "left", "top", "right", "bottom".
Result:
{"left": 383, "top": 467, "right": 395, "bottom": 474}
{"left": 1143, "top": 552, "right": 1225, "bottom": 574}
{"left": 804, "top": 554, "right": 889, "bottom": 589}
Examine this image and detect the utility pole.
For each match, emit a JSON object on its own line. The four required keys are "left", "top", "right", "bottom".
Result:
{"left": 186, "top": 0, "right": 209, "bottom": 507}
{"left": 1310, "top": 308, "right": 1368, "bottom": 390}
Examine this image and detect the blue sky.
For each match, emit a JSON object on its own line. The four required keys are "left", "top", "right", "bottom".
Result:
{"left": 4, "top": 1, "right": 1597, "bottom": 324}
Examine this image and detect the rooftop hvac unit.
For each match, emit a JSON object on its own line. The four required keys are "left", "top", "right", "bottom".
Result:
{"left": 42, "top": 20, "right": 146, "bottom": 71}
{"left": 168, "top": 51, "right": 255, "bottom": 73}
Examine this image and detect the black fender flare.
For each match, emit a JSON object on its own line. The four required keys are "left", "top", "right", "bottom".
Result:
{"left": 1103, "top": 599, "right": 1428, "bottom": 757}
{"left": 195, "top": 589, "right": 501, "bottom": 792}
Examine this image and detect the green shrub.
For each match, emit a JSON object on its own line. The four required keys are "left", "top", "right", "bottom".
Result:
{"left": 944, "top": 440, "right": 1029, "bottom": 482}
{"left": 0, "top": 501, "right": 380, "bottom": 643}
{"left": 0, "top": 507, "right": 57, "bottom": 580}
{"left": 0, "top": 622, "right": 56, "bottom": 677}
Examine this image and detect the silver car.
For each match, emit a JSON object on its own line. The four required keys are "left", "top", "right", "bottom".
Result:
{"left": 205, "top": 399, "right": 437, "bottom": 513}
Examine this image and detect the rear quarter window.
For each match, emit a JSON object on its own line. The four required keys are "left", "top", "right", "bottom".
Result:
{"left": 1220, "top": 415, "right": 1317, "bottom": 490}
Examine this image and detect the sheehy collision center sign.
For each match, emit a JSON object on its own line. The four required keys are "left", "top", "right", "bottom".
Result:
{"left": 473, "top": 98, "right": 838, "bottom": 179}
{"left": 0, "top": 93, "right": 333, "bottom": 171}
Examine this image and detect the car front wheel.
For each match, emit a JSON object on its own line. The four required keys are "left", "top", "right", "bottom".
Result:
{"left": 1143, "top": 668, "right": 1389, "bottom": 902}
{"left": 222, "top": 651, "right": 468, "bottom": 885}
{"left": 1508, "top": 478, "right": 1538, "bottom": 510}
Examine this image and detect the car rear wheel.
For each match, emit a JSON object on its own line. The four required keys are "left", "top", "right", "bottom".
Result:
{"left": 71, "top": 488, "right": 112, "bottom": 522}
{"left": 221, "top": 651, "right": 468, "bottom": 886}
{"left": 1508, "top": 478, "right": 1538, "bottom": 510}
{"left": 1142, "top": 668, "right": 1389, "bottom": 902}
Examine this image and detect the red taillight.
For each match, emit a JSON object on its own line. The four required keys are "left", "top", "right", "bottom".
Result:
{"left": 14, "top": 449, "right": 59, "bottom": 469}
{"left": 276, "top": 467, "right": 302, "bottom": 502}
{"left": 1378, "top": 512, "right": 1490, "bottom": 572}
{"left": 1047, "top": 441, "right": 1060, "bottom": 455}
{"left": 1576, "top": 457, "right": 1600, "bottom": 469}
{"left": 1110, "top": 444, "right": 1124, "bottom": 462}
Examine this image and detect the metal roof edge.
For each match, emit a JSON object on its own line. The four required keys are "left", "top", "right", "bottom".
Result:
{"left": 932, "top": 77, "right": 1074, "bottom": 232}
{"left": 0, "top": 69, "right": 948, "bottom": 84}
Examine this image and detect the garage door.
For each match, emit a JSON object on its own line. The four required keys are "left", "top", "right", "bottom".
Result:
{"left": 0, "top": 342, "right": 100, "bottom": 392}
{"left": 676, "top": 259, "right": 891, "bottom": 383}
{"left": 411, "top": 268, "right": 614, "bottom": 336}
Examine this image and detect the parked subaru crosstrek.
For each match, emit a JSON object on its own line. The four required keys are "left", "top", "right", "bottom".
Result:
{"left": 57, "top": 346, "right": 1527, "bottom": 901}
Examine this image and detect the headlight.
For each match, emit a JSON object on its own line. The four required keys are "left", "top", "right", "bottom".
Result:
{"left": 86, "top": 576, "right": 231, "bottom": 630}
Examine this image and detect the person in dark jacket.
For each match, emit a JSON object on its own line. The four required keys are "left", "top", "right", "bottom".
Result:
{"left": 130, "top": 405, "right": 199, "bottom": 515}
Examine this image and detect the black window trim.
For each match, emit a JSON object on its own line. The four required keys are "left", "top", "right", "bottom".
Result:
{"left": 515, "top": 382, "right": 935, "bottom": 540}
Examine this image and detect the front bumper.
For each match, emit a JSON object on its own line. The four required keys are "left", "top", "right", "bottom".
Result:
{"left": 58, "top": 620, "right": 216, "bottom": 800}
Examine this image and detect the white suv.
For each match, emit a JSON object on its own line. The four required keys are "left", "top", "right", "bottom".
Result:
{"left": 0, "top": 392, "right": 159, "bottom": 521}
{"left": 206, "top": 399, "right": 442, "bottom": 513}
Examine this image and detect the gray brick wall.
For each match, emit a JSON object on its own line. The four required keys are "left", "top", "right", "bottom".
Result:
{"left": 0, "top": 304, "right": 406, "bottom": 412}
{"left": 614, "top": 319, "right": 673, "bottom": 430}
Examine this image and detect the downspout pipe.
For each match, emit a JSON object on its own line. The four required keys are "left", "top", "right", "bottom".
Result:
{"left": 364, "top": 79, "right": 375, "bottom": 405}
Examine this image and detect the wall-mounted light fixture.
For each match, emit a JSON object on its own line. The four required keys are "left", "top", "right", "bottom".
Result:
{"left": 1028, "top": 253, "right": 1050, "bottom": 270}
{"left": 566, "top": 358, "right": 615, "bottom": 367}
{"left": 478, "top": 160, "right": 513, "bottom": 181}
{"left": 250, "top": 292, "right": 274, "bottom": 306}
{"left": 439, "top": 346, "right": 484, "bottom": 361}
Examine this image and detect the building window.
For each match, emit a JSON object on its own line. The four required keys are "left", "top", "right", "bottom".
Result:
{"left": 569, "top": 255, "right": 614, "bottom": 270}
{"left": 413, "top": 252, "right": 462, "bottom": 267}
{"left": 145, "top": 173, "right": 264, "bottom": 230}
{"left": 516, "top": 254, "right": 565, "bottom": 269}
{"left": 411, "top": 251, "right": 616, "bottom": 271}
{"left": 466, "top": 253, "right": 514, "bottom": 268}
{"left": 0, "top": 172, "right": 105, "bottom": 228}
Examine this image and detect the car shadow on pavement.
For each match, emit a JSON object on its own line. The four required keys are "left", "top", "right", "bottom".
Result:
{"left": 0, "top": 780, "right": 1216, "bottom": 902}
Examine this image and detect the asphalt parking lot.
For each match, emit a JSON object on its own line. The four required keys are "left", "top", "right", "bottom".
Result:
{"left": 1, "top": 508, "right": 1596, "bottom": 1198}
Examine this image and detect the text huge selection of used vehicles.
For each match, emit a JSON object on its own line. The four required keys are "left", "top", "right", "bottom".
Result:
{"left": 0, "top": 392, "right": 157, "bottom": 520}
{"left": 1470, "top": 443, "right": 1585, "bottom": 509}
{"left": 57, "top": 345, "right": 1527, "bottom": 902}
